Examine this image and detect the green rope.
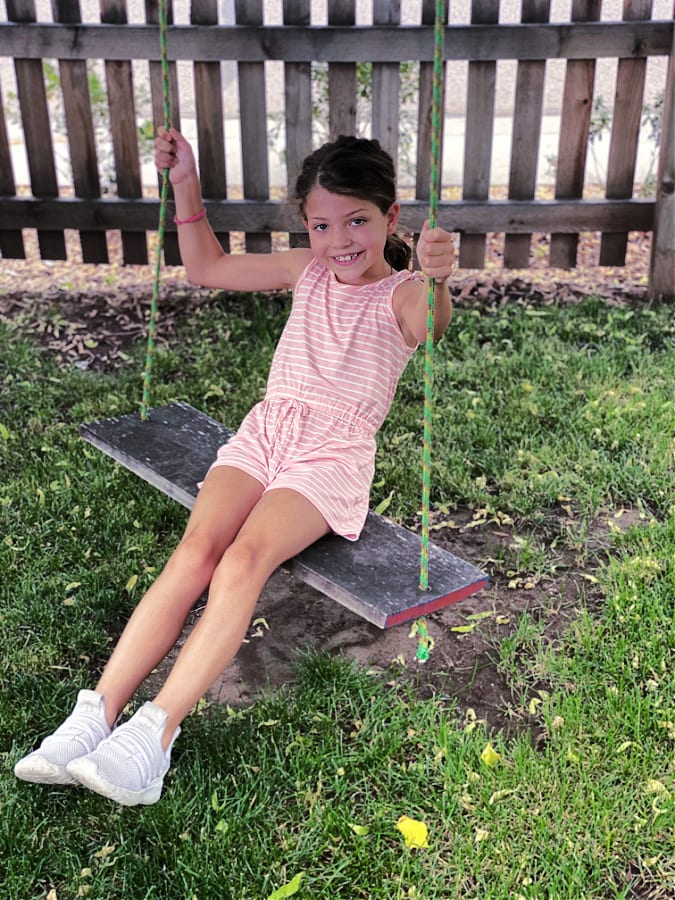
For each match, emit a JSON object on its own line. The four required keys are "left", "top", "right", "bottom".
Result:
{"left": 419, "top": 0, "right": 445, "bottom": 591}
{"left": 141, "top": 0, "right": 171, "bottom": 421}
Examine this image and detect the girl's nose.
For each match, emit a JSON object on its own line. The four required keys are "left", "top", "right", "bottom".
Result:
{"left": 333, "top": 227, "right": 352, "bottom": 247}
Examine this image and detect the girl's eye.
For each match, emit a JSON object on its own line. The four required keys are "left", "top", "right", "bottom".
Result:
{"left": 313, "top": 223, "right": 328, "bottom": 232}
{"left": 350, "top": 217, "right": 366, "bottom": 227}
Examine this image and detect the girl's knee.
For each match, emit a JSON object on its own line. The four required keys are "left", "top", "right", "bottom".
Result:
{"left": 170, "top": 528, "right": 228, "bottom": 579}
{"left": 211, "top": 538, "right": 273, "bottom": 593}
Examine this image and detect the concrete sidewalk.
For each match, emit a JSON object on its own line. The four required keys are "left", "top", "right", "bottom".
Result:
{"left": 6, "top": 112, "right": 660, "bottom": 194}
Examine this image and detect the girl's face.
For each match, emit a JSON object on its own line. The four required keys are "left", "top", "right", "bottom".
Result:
{"left": 304, "top": 186, "right": 400, "bottom": 285}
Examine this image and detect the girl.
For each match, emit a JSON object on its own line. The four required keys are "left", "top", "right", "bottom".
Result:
{"left": 14, "top": 129, "right": 456, "bottom": 806}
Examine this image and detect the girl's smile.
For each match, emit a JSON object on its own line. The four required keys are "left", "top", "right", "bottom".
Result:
{"left": 304, "top": 186, "right": 399, "bottom": 285}
{"left": 332, "top": 250, "right": 365, "bottom": 267}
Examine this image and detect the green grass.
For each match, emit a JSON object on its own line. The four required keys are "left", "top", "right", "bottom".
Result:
{"left": 1, "top": 293, "right": 674, "bottom": 898}
{"left": 381, "top": 298, "right": 674, "bottom": 521}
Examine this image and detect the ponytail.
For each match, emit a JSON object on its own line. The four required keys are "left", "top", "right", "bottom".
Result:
{"left": 385, "top": 233, "right": 412, "bottom": 271}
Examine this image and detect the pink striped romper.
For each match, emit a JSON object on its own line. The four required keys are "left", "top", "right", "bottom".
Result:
{"left": 208, "top": 257, "right": 421, "bottom": 540}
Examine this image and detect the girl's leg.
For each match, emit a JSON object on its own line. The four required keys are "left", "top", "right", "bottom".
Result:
{"left": 64, "top": 488, "right": 329, "bottom": 805}
{"left": 95, "top": 466, "right": 265, "bottom": 726}
{"left": 153, "top": 487, "right": 329, "bottom": 745}
{"left": 14, "top": 466, "right": 269, "bottom": 791}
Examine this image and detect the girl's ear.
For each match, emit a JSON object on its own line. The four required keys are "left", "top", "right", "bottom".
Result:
{"left": 387, "top": 202, "right": 401, "bottom": 234}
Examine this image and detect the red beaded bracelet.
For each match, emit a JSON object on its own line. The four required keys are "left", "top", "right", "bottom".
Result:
{"left": 174, "top": 208, "right": 206, "bottom": 226}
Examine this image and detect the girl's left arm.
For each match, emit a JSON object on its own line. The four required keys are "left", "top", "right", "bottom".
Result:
{"left": 394, "top": 221, "right": 456, "bottom": 346}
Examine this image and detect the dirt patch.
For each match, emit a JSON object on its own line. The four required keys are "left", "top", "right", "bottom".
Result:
{"left": 140, "top": 505, "right": 637, "bottom": 737}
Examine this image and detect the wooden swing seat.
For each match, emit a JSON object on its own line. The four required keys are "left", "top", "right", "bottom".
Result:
{"left": 81, "top": 402, "right": 488, "bottom": 629}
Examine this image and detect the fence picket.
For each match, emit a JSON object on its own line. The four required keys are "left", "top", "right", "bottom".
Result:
{"left": 550, "top": 0, "right": 601, "bottom": 269}
{"left": 459, "top": 0, "right": 499, "bottom": 269}
{"left": 100, "top": 0, "right": 147, "bottom": 264}
{"left": 236, "top": 0, "right": 271, "bottom": 253}
{"left": 600, "top": 0, "right": 653, "bottom": 266}
{"left": 328, "top": 0, "right": 357, "bottom": 139}
{"left": 146, "top": 0, "right": 181, "bottom": 265}
{"left": 413, "top": 0, "right": 446, "bottom": 269}
{"left": 416, "top": 0, "right": 445, "bottom": 205}
{"left": 649, "top": 24, "right": 674, "bottom": 297}
{"left": 7, "top": 0, "right": 66, "bottom": 261}
{"left": 284, "top": 0, "right": 312, "bottom": 248}
{"left": 372, "top": 0, "right": 400, "bottom": 162}
{"left": 54, "top": 0, "right": 108, "bottom": 264}
{"left": 0, "top": 80, "right": 24, "bottom": 259}
{"left": 504, "top": 0, "right": 550, "bottom": 269}
{"left": 191, "top": 0, "right": 230, "bottom": 255}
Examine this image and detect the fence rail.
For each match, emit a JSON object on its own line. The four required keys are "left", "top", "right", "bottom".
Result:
{"left": 1, "top": 0, "right": 673, "bottom": 298}
{"left": 2, "top": 22, "right": 672, "bottom": 62}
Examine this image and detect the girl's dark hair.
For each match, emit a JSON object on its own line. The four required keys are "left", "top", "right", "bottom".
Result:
{"left": 294, "top": 135, "right": 411, "bottom": 271}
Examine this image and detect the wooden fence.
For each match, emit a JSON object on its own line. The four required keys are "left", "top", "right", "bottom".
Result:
{"left": 1, "top": 0, "right": 673, "bottom": 297}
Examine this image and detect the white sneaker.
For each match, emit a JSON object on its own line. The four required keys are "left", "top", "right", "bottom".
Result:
{"left": 14, "top": 689, "right": 112, "bottom": 785}
{"left": 66, "top": 701, "right": 179, "bottom": 806}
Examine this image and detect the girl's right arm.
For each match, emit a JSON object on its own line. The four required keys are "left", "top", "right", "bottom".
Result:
{"left": 155, "top": 127, "right": 311, "bottom": 292}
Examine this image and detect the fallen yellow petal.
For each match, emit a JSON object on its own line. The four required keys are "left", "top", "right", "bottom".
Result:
{"left": 460, "top": 792, "right": 476, "bottom": 811}
{"left": 488, "top": 788, "right": 516, "bottom": 805}
{"left": 396, "top": 815, "right": 430, "bottom": 849}
{"left": 480, "top": 743, "right": 501, "bottom": 767}
{"left": 125, "top": 574, "right": 138, "bottom": 594}
{"left": 528, "top": 697, "right": 542, "bottom": 715}
{"left": 645, "top": 779, "right": 670, "bottom": 798}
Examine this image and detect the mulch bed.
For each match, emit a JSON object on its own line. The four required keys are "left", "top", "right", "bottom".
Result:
{"left": 0, "top": 230, "right": 654, "bottom": 370}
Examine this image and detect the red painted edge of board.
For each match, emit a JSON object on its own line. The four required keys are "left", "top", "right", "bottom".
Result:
{"left": 384, "top": 577, "right": 490, "bottom": 628}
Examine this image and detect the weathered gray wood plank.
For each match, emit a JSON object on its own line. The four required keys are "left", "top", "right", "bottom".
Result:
{"left": 54, "top": 0, "right": 108, "bottom": 264}
{"left": 460, "top": 0, "right": 499, "bottom": 269}
{"left": 550, "top": 0, "right": 601, "bottom": 269}
{"left": 2, "top": 22, "right": 671, "bottom": 63}
{"left": 146, "top": 0, "right": 181, "bottom": 266}
{"left": 415, "top": 0, "right": 445, "bottom": 209}
{"left": 7, "top": 0, "right": 66, "bottom": 261}
{"left": 100, "top": 0, "right": 147, "bottom": 265}
{"left": 0, "top": 79, "right": 25, "bottom": 259}
{"left": 2, "top": 196, "right": 656, "bottom": 235}
{"left": 191, "top": 0, "right": 230, "bottom": 255}
{"left": 328, "top": 0, "right": 356, "bottom": 139}
{"left": 371, "top": 0, "right": 400, "bottom": 163}
{"left": 80, "top": 402, "right": 489, "bottom": 629}
{"left": 236, "top": 0, "right": 271, "bottom": 254}
{"left": 504, "top": 0, "right": 550, "bottom": 269}
{"left": 600, "top": 0, "right": 653, "bottom": 266}
{"left": 648, "top": 25, "right": 674, "bottom": 298}
{"left": 283, "top": 0, "right": 312, "bottom": 249}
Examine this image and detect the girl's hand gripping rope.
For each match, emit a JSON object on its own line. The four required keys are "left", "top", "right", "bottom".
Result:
{"left": 416, "top": 220, "right": 457, "bottom": 283}
{"left": 414, "top": 221, "right": 456, "bottom": 343}
{"left": 155, "top": 126, "right": 198, "bottom": 186}
{"left": 155, "top": 127, "right": 212, "bottom": 242}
